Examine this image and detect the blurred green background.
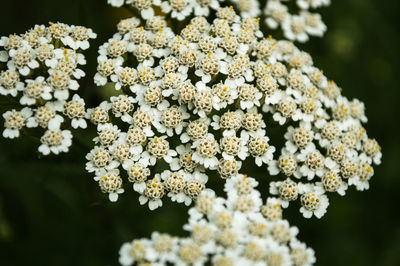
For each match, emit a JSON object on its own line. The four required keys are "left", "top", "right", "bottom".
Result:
{"left": 0, "top": 0, "right": 399, "bottom": 265}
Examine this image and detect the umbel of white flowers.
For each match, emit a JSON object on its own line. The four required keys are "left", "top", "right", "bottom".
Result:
{"left": 119, "top": 174, "right": 316, "bottom": 266}
{"left": 86, "top": 6, "right": 381, "bottom": 222}
{"left": 0, "top": 23, "right": 96, "bottom": 155}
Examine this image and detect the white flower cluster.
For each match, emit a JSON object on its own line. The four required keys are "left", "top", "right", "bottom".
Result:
{"left": 107, "top": 0, "right": 328, "bottom": 42}
{"left": 0, "top": 23, "right": 96, "bottom": 155}
{"left": 88, "top": 6, "right": 381, "bottom": 220}
{"left": 89, "top": 11, "right": 278, "bottom": 207}
{"left": 264, "top": 0, "right": 329, "bottom": 42}
{"left": 267, "top": 90, "right": 382, "bottom": 218}
{"left": 119, "top": 174, "right": 316, "bottom": 266}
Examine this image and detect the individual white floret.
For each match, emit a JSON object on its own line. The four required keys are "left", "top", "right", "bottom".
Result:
{"left": 38, "top": 122, "right": 73, "bottom": 156}
{"left": 298, "top": 183, "right": 329, "bottom": 218}
{"left": 2, "top": 107, "right": 32, "bottom": 138}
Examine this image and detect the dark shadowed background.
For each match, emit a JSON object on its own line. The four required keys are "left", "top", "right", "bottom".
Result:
{"left": 0, "top": 0, "right": 399, "bottom": 265}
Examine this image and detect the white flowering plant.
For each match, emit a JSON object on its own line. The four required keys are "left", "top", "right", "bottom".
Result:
{"left": 0, "top": 1, "right": 382, "bottom": 265}
{"left": 0, "top": 23, "right": 96, "bottom": 155}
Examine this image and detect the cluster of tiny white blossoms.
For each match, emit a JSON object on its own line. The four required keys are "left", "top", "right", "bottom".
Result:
{"left": 0, "top": 23, "right": 96, "bottom": 155}
{"left": 267, "top": 85, "right": 382, "bottom": 218}
{"left": 107, "top": 0, "right": 328, "bottom": 42}
{"left": 87, "top": 4, "right": 382, "bottom": 223}
{"left": 119, "top": 174, "right": 316, "bottom": 266}
{"left": 264, "top": 0, "right": 329, "bottom": 42}
{"left": 89, "top": 10, "right": 279, "bottom": 207}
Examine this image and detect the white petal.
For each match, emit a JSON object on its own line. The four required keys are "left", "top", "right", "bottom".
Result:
{"left": 109, "top": 193, "right": 119, "bottom": 202}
